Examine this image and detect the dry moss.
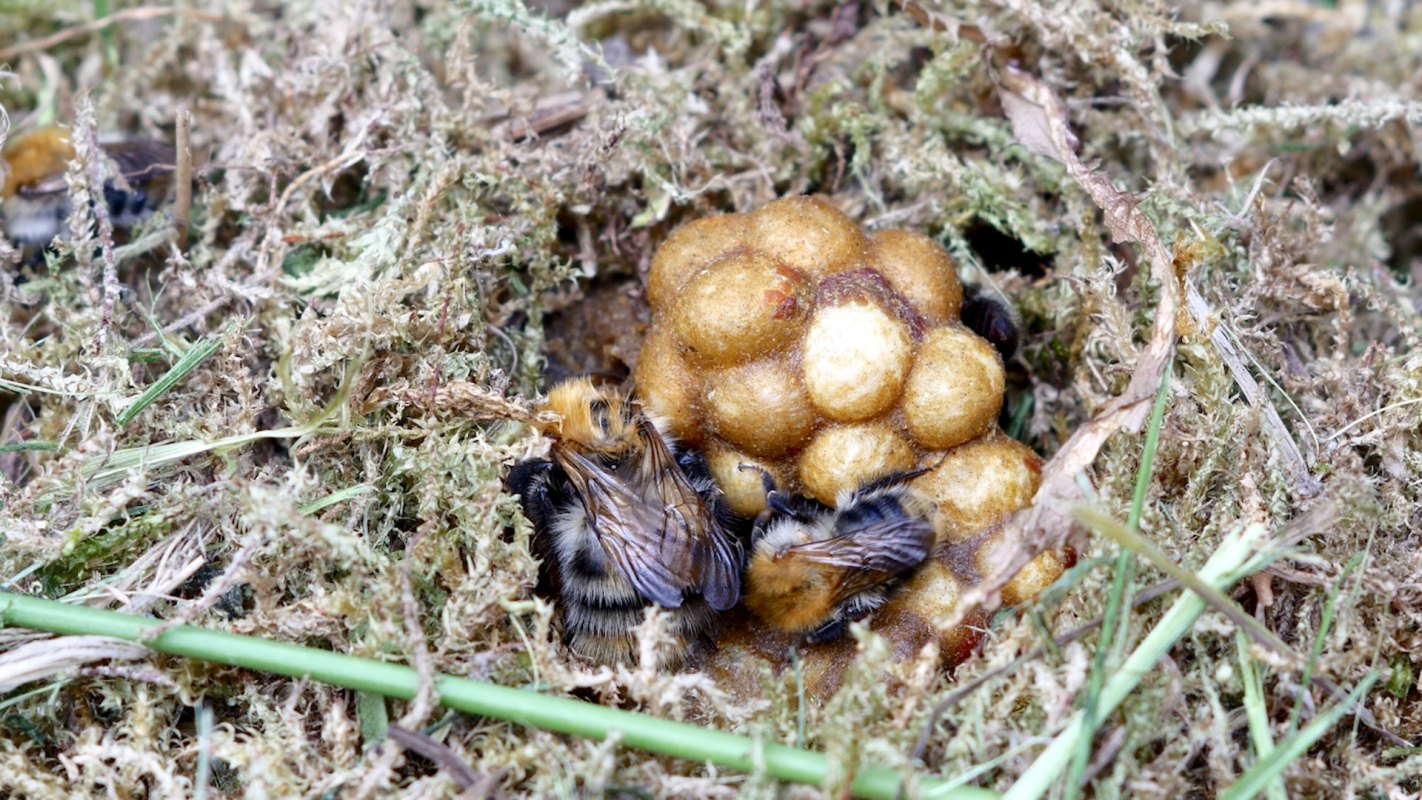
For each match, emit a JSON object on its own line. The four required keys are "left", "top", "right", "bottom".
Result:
{"left": 2, "top": 1, "right": 1421, "bottom": 797}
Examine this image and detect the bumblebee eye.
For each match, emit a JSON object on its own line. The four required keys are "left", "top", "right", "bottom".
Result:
{"left": 589, "top": 399, "right": 611, "bottom": 436}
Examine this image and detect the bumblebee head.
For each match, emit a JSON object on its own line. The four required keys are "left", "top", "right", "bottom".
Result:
{"left": 536, "top": 377, "right": 638, "bottom": 455}
{"left": 2, "top": 127, "right": 75, "bottom": 199}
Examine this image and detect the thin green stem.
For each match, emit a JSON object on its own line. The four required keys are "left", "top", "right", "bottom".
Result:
{"left": 1289, "top": 553, "right": 1361, "bottom": 735}
{"left": 1237, "top": 630, "right": 1286, "bottom": 800}
{"left": 1220, "top": 673, "right": 1379, "bottom": 800}
{"left": 1003, "top": 519, "right": 1270, "bottom": 800}
{"left": 0, "top": 591, "right": 994, "bottom": 800}
{"left": 1066, "top": 365, "right": 1172, "bottom": 799}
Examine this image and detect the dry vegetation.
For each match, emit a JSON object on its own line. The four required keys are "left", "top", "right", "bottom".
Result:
{"left": 2, "top": 0, "right": 1421, "bottom": 797}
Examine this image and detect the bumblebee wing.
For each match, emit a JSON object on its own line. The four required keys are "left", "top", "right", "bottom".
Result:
{"left": 105, "top": 141, "right": 177, "bottom": 182}
{"left": 554, "top": 447, "right": 692, "bottom": 609}
{"left": 788, "top": 518, "right": 934, "bottom": 604}
{"left": 636, "top": 419, "right": 742, "bottom": 610}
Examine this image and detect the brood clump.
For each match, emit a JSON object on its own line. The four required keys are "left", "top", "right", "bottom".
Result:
{"left": 634, "top": 195, "right": 1067, "bottom": 694}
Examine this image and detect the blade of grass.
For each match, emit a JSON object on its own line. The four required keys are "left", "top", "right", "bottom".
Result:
{"left": 116, "top": 334, "right": 224, "bottom": 427}
{"left": 1237, "top": 629, "right": 1286, "bottom": 800}
{"left": 299, "top": 484, "right": 376, "bottom": 516}
{"left": 0, "top": 442, "right": 60, "bottom": 454}
{"left": 1289, "top": 553, "right": 1362, "bottom": 736}
{"left": 80, "top": 352, "right": 359, "bottom": 492}
{"left": 1065, "top": 364, "right": 1172, "bottom": 800}
{"left": 357, "top": 691, "right": 390, "bottom": 747}
{"left": 0, "top": 591, "right": 996, "bottom": 800}
{"left": 1073, "top": 507, "right": 1295, "bottom": 663}
{"left": 1219, "top": 673, "right": 1379, "bottom": 800}
{"left": 1002, "top": 519, "right": 1270, "bottom": 800}
{"left": 93, "top": 0, "right": 119, "bottom": 67}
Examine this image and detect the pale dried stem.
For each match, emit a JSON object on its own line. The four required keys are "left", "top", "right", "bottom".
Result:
{"left": 1185, "top": 281, "right": 1321, "bottom": 495}
{"left": 951, "top": 65, "right": 1183, "bottom": 619}
{"left": 0, "top": 635, "right": 149, "bottom": 693}
{"left": 0, "top": 7, "right": 230, "bottom": 61}
{"left": 175, "top": 109, "right": 192, "bottom": 252}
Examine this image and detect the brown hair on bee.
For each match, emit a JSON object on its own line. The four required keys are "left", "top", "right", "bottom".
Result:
{"left": 535, "top": 378, "right": 640, "bottom": 458}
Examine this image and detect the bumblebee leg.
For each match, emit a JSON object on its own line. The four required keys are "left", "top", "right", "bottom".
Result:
{"left": 505, "top": 458, "right": 560, "bottom": 534}
{"left": 805, "top": 617, "right": 848, "bottom": 644}
{"left": 749, "top": 508, "right": 775, "bottom": 545}
{"left": 676, "top": 447, "right": 714, "bottom": 483}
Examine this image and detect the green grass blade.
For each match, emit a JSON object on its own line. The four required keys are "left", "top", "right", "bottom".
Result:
{"left": 357, "top": 691, "right": 390, "bottom": 746}
{"left": 1289, "top": 553, "right": 1361, "bottom": 736}
{"left": 1073, "top": 507, "right": 1292, "bottom": 660}
{"left": 299, "top": 484, "right": 376, "bottom": 516}
{"left": 1237, "top": 629, "right": 1286, "bottom": 800}
{"left": 1066, "top": 365, "right": 1172, "bottom": 799}
{"left": 116, "top": 335, "right": 224, "bottom": 427}
{"left": 0, "top": 591, "right": 997, "bottom": 800}
{"left": 1002, "top": 520, "right": 1269, "bottom": 800}
{"left": 0, "top": 442, "right": 61, "bottom": 454}
{"left": 1220, "top": 673, "right": 1379, "bottom": 800}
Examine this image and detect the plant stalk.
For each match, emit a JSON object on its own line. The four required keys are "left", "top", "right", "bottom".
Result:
{"left": 0, "top": 591, "right": 993, "bottom": 800}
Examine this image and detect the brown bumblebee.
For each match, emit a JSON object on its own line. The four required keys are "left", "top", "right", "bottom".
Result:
{"left": 2, "top": 126, "right": 176, "bottom": 248}
{"left": 506, "top": 378, "right": 742, "bottom": 666}
{"left": 742, "top": 470, "right": 936, "bottom": 644}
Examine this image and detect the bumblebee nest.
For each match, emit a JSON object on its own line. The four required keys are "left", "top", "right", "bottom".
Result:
{"left": 630, "top": 195, "right": 1066, "bottom": 694}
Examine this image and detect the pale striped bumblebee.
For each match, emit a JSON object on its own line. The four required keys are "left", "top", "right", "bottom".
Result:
{"left": 507, "top": 378, "right": 742, "bottom": 667}
{"left": 1, "top": 126, "right": 176, "bottom": 248}
{"left": 742, "top": 468, "right": 936, "bottom": 644}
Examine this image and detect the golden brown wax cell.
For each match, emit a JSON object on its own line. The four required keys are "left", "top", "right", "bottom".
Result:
{"left": 634, "top": 195, "right": 1067, "bottom": 699}
{"left": 798, "top": 423, "right": 915, "bottom": 505}
{"left": 705, "top": 359, "right": 816, "bottom": 457}
{"left": 869, "top": 229, "right": 963, "bottom": 323}
{"left": 747, "top": 195, "right": 868, "bottom": 279}
{"left": 902, "top": 325, "right": 1005, "bottom": 450}
{"left": 647, "top": 213, "right": 747, "bottom": 311}
{"left": 670, "top": 250, "right": 809, "bottom": 366}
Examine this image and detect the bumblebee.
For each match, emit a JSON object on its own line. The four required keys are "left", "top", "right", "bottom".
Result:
{"left": 2, "top": 126, "right": 176, "bottom": 248}
{"left": 960, "top": 292, "right": 1020, "bottom": 360}
{"left": 742, "top": 470, "right": 936, "bottom": 644}
{"left": 506, "top": 378, "right": 742, "bottom": 667}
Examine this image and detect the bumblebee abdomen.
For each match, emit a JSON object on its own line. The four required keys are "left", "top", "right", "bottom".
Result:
{"left": 834, "top": 493, "right": 913, "bottom": 533}
{"left": 562, "top": 594, "right": 715, "bottom": 666}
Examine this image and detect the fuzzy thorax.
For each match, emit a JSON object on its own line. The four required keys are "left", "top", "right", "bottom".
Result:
{"left": 1, "top": 127, "right": 75, "bottom": 199}
{"left": 537, "top": 378, "right": 638, "bottom": 456}
{"left": 744, "top": 525, "right": 834, "bottom": 632}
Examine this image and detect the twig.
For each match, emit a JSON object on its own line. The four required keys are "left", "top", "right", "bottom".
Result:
{"left": 386, "top": 724, "right": 484, "bottom": 791}
{"left": 77, "top": 100, "right": 120, "bottom": 356}
{"left": 0, "top": 7, "right": 230, "bottom": 61}
{"left": 398, "top": 532, "right": 436, "bottom": 729}
{"left": 936, "top": 65, "right": 1183, "bottom": 628}
{"left": 175, "top": 109, "right": 192, "bottom": 252}
{"left": 360, "top": 379, "right": 548, "bottom": 424}
{"left": 270, "top": 150, "right": 368, "bottom": 220}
